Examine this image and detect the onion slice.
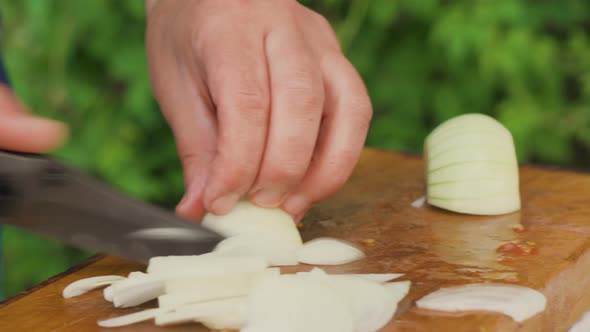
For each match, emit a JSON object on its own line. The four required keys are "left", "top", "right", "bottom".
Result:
{"left": 98, "top": 308, "right": 169, "bottom": 328}
{"left": 411, "top": 196, "right": 426, "bottom": 208}
{"left": 296, "top": 238, "right": 365, "bottom": 265}
{"left": 62, "top": 275, "right": 125, "bottom": 299}
{"left": 323, "top": 276, "right": 410, "bottom": 332}
{"left": 296, "top": 269, "right": 403, "bottom": 283}
{"left": 155, "top": 297, "right": 248, "bottom": 329}
{"left": 569, "top": 310, "right": 590, "bottom": 332}
{"left": 214, "top": 234, "right": 299, "bottom": 266}
{"left": 103, "top": 285, "right": 114, "bottom": 302}
{"left": 148, "top": 254, "right": 268, "bottom": 276}
{"left": 242, "top": 274, "right": 355, "bottom": 332}
{"left": 415, "top": 283, "right": 546, "bottom": 322}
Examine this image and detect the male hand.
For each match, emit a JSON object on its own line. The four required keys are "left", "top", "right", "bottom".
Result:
{"left": 0, "top": 85, "right": 67, "bottom": 153}
{"left": 146, "top": 0, "right": 372, "bottom": 221}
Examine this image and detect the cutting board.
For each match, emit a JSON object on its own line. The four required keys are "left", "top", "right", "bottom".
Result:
{"left": 2, "top": 148, "right": 590, "bottom": 332}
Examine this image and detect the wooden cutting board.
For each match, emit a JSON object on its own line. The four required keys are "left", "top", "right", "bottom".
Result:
{"left": 2, "top": 148, "right": 590, "bottom": 332}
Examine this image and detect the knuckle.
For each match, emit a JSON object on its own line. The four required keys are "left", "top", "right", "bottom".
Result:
{"left": 233, "top": 87, "right": 270, "bottom": 113}
{"left": 279, "top": 69, "right": 324, "bottom": 109}
{"left": 349, "top": 95, "right": 373, "bottom": 131}
{"left": 262, "top": 160, "right": 307, "bottom": 185}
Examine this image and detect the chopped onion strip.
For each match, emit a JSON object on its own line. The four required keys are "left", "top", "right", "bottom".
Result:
{"left": 103, "top": 285, "right": 114, "bottom": 302}
{"left": 113, "top": 280, "right": 164, "bottom": 308}
{"left": 97, "top": 308, "right": 169, "bottom": 328}
{"left": 148, "top": 254, "right": 268, "bottom": 277}
{"left": 62, "top": 275, "right": 125, "bottom": 299}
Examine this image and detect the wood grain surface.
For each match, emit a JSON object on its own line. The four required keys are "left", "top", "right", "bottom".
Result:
{"left": 2, "top": 148, "right": 590, "bottom": 332}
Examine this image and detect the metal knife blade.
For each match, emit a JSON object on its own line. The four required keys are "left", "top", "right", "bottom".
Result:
{"left": 0, "top": 150, "right": 224, "bottom": 263}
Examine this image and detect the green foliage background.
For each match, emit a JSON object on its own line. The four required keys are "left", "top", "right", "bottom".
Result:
{"left": 1, "top": 0, "right": 589, "bottom": 298}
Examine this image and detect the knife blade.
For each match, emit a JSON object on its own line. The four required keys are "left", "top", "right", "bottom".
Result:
{"left": 0, "top": 150, "right": 224, "bottom": 263}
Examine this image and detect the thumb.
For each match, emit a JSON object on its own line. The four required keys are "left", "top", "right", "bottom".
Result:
{"left": 0, "top": 85, "right": 68, "bottom": 153}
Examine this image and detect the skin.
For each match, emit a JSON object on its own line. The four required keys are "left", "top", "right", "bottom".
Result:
{"left": 0, "top": 0, "right": 372, "bottom": 222}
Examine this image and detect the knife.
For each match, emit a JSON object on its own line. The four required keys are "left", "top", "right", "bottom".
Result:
{"left": 0, "top": 150, "right": 224, "bottom": 263}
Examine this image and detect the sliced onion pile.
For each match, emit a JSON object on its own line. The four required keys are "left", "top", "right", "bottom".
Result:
{"left": 65, "top": 262, "right": 409, "bottom": 331}
{"left": 63, "top": 202, "right": 407, "bottom": 332}
{"left": 424, "top": 113, "right": 521, "bottom": 215}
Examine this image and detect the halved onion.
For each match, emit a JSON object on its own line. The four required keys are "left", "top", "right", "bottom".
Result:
{"left": 425, "top": 113, "right": 521, "bottom": 215}
{"left": 203, "top": 201, "right": 300, "bottom": 241}
{"left": 203, "top": 201, "right": 303, "bottom": 265}
{"left": 62, "top": 275, "right": 125, "bottom": 299}
{"left": 415, "top": 283, "right": 546, "bottom": 322}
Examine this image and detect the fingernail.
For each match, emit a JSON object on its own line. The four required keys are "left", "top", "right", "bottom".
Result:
{"left": 294, "top": 212, "right": 305, "bottom": 224}
{"left": 283, "top": 193, "right": 310, "bottom": 217}
{"left": 251, "top": 190, "right": 286, "bottom": 208}
{"left": 211, "top": 193, "right": 241, "bottom": 215}
{"left": 177, "top": 194, "right": 191, "bottom": 212}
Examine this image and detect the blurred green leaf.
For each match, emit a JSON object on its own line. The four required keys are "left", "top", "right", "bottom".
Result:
{"left": 1, "top": 0, "right": 589, "bottom": 298}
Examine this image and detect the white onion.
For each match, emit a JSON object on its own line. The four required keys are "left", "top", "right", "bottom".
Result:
{"left": 97, "top": 308, "right": 168, "bottom": 328}
{"left": 296, "top": 269, "right": 403, "bottom": 283}
{"left": 569, "top": 309, "right": 590, "bottom": 332}
{"left": 415, "top": 283, "right": 546, "bottom": 322}
{"left": 214, "top": 234, "right": 299, "bottom": 266}
{"left": 103, "top": 285, "right": 114, "bottom": 302}
{"left": 321, "top": 276, "right": 410, "bottom": 332}
{"left": 296, "top": 238, "right": 365, "bottom": 265}
{"left": 242, "top": 274, "right": 355, "bottom": 332}
{"left": 155, "top": 297, "right": 248, "bottom": 329}
{"left": 425, "top": 113, "right": 521, "bottom": 215}
{"left": 203, "top": 201, "right": 303, "bottom": 265}
{"left": 112, "top": 278, "right": 165, "bottom": 308}
{"left": 411, "top": 196, "right": 426, "bottom": 208}
{"left": 62, "top": 275, "right": 125, "bottom": 299}
{"left": 148, "top": 254, "right": 269, "bottom": 276}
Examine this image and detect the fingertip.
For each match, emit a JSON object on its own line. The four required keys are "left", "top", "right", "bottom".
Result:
{"left": 282, "top": 193, "right": 311, "bottom": 219}
{"left": 40, "top": 118, "right": 69, "bottom": 151}
{"left": 1, "top": 116, "right": 70, "bottom": 153}
{"left": 176, "top": 193, "right": 206, "bottom": 222}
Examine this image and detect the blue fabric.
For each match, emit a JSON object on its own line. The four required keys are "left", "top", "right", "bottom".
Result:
{"left": 0, "top": 55, "right": 8, "bottom": 299}
{"left": 0, "top": 56, "right": 9, "bottom": 86}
